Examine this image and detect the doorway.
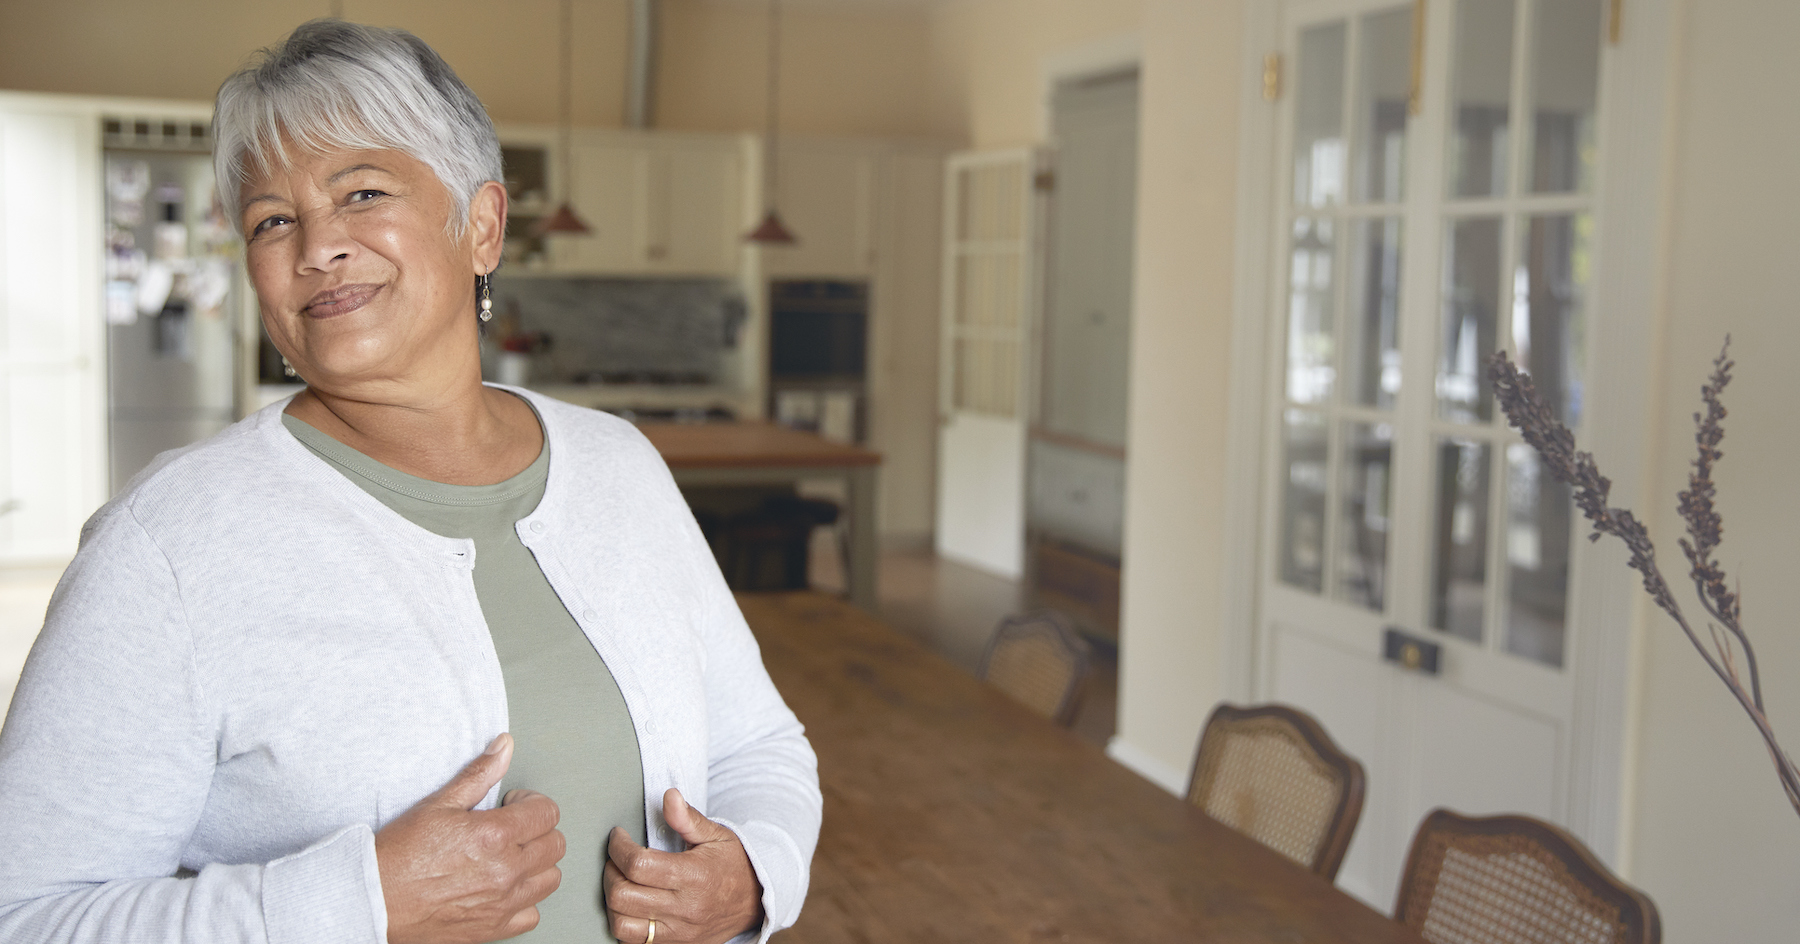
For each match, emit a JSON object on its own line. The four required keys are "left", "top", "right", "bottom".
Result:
{"left": 1027, "top": 69, "right": 1140, "bottom": 641}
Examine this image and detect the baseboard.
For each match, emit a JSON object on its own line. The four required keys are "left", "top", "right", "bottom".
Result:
{"left": 1105, "top": 736, "right": 1187, "bottom": 797}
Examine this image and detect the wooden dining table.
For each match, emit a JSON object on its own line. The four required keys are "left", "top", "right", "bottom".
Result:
{"left": 738, "top": 591, "right": 1430, "bottom": 944}
{"left": 637, "top": 422, "right": 881, "bottom": 610}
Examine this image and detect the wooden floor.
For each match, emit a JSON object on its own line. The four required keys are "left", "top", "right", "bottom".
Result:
{"left": 801, "top": 538, "right": 1120, "bottom": 747}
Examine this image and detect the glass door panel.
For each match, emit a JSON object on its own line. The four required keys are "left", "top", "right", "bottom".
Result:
{"left": 1429, "top": 437, "right": 1491, "bottom": 642}
{"left": 1515, "top": 212, "right": 1591, "bottom": 426}
{"left": 1353, "top": 9, "right": 1414, "bottom": 204}
{"left": 1337, "top": 420, "right": 1394, "bottom": 609}
{"left": 1280, "top": 409, "right": 1330, "bottom": 593}
{"left": 1438, "top": 216, "right": 1502, "bottom": 421}
{"left": 1504, "top": 444, "right": 1571, "bottom": 666}
{"left": 1448, "top": 0, "right": 1516, "bottom": 198}
{"left": 1295, "top": 24, "right": 1349, "bottom": 208}
{"left": 1527, "top": 0, "right": 1603, "bottom": 194}
{"left": 1344, "top": 217, "right": 1403, "bottom": 409}
{"left": 1288, "top": 217, "right": 1338, "bottom": 403}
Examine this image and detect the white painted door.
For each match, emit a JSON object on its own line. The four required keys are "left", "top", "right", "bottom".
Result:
{"left": 1255, "top": 0, "right": 1610, "bottom": 908}
{"left": 935, "top": 149, "right": 1042, "bottom": 578}
{"left": 0, "top": 103, "right": 108, "bottom": 562}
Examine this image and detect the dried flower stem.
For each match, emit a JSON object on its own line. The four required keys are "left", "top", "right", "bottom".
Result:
{"left": 1489, "top": 338, "right": 1800, "bottom": 818}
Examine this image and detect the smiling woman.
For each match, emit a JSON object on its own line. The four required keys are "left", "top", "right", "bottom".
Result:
{"left": 0, "top": 19, "right": 819, "bottom": 944}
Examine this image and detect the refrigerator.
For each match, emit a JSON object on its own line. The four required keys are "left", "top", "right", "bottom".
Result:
{"left": 102, "top": 148, "right": 240, "bottom": 493}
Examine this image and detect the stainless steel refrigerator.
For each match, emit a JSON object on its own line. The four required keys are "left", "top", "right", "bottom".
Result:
{"left": 102, "top": 147, "right": 240, "bottom": 493}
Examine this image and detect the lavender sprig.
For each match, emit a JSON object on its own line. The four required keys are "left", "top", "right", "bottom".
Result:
{"left": 1489, "top": 340, "right": 1800, "bottom": 818}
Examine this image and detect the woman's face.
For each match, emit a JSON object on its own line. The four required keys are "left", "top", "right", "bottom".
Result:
{"left": 240, "top": 145, "right": 502, "bottom": 397}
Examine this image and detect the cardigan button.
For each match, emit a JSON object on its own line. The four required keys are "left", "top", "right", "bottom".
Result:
{"left": 529, "top": 520, "right": 546, "bottom": 534}
{"left": 583, "top": 610, "right": 597, "bottom": 622}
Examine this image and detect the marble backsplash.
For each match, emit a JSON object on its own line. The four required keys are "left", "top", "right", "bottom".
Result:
{"left": 487, "top": 276, "right": 745, "bottom": 384}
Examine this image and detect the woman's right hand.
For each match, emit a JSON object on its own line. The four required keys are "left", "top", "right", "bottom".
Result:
{"left": 374, "top": 734, "right": 566, "bottom": 944}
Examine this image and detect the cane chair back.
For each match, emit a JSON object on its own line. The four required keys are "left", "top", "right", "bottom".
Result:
{"left": 1186, "top": 703, "right": 1366, "bottom": 879}
{"left": 977, "top": 610, "right": 1092, "bottom": 726}
{"left": 1395, "top": 809, "right": 1661, "bottom": 944}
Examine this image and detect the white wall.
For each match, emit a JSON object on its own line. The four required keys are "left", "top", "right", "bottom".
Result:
{"left": 1109, "top": 0, "right": 1244, "bottom": 791}
{"left": 1624, "top": 0, "right": 1800, "bottom": 939}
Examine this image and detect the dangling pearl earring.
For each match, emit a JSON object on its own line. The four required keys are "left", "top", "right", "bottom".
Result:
{"left": 477, "top": 272, "right": 494, "bottom": 322}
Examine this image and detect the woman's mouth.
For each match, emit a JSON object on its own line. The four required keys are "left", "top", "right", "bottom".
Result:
{"left": 304, "top": 284, "right": 383, "bottom": 318}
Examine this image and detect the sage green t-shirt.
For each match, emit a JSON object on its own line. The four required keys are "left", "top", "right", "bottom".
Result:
{"left": 283, "top": 410, "right": 645, "bottom": 944}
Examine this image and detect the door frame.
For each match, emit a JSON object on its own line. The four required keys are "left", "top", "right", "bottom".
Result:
{"left": 1221, "top": 0, "right": 1678, "bottom": 870}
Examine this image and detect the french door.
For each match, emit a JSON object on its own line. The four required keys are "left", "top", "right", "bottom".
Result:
{"left": 1254, "top": 0, "right": 1609, "bottom": 908}
{"left": 935, "top": 149, "right": 1043, "bottom": 578}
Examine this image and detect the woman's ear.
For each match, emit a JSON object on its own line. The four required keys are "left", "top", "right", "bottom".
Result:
{"left": 469, "top": 180, "right": 508, "bottom": 273}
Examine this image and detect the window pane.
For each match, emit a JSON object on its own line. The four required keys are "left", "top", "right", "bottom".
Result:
{"left": 1280, "top": 410, "right": 1329, "bottom": 593}
{"left": 1352, "top": 9, "right": 1412, "bottom": 203}
{"left": 1449, "top": 0, "right": 1515, "bottom": 198}
{"left": 1505, "top": 444, "right": 1570, "bottom": 666}
{"left": 1513, "top": 213, "right": 1591, "bottom": 426}
{"left": 1294, "top": 23, "right": 1347, "bottom": 208}
{"left": 1438, "top": 217, "right": 1502, "bottom": 422}
{"left": 1336, "top": 421, "right": 1392, "bottom": 610}
{"left": 1287, "top": 217, "right": 1337, "bottom": 404}
{"left": 1528, "top": 0, "right": 1602, "bottom": 193}
{"left": 1343, "top": 217, "right": 1403, "bottom": 409}
{"left": 1430, "top": 438, "right": 1490, "bottom": 643}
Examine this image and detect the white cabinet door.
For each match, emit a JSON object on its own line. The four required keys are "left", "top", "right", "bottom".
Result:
{"left": 0, "top": 104, "right": 106, "bottom": 562}
{"left": 551, "top": 134, "right": 743, "bottom": 277}
{"left": 648, "top": 143, "right": 742, "bottom": 276}
{"left": 553, "top": 141, "right": 644, "bottom": 273}
{"left": 759, "top": 142, "right": 877, "bottom": 278}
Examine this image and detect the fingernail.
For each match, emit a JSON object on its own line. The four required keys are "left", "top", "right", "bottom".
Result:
{"left": 486, "top": 733, "right": 509, "bottom": 755}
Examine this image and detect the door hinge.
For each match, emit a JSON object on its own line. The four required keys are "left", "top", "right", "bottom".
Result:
{"left": 1609, "top": 0, "right": 1623, "bottom": 44}
{"left": 1263, "top": 52, "right": 1282, "bottom": 102}
{"left": 1033, "top": 170, "right": 1056, "bottom": 192}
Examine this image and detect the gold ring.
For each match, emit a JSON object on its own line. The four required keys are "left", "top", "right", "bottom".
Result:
{"left": 645, "top": 918, "right": 656, "bottom": 944}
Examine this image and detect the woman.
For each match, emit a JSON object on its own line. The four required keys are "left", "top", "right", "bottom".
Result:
{"left": 0, "top": 20, "right": 818, "bottom": 944}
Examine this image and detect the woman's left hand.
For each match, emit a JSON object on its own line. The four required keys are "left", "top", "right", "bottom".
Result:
{"left": 603, "top": 789, "right": 764, "bottom": 944}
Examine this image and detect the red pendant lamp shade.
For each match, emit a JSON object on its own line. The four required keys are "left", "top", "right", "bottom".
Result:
{"left": 746, "top": 0, "right": 798, "bottom": 245}
{"left": 541, "top": 0, "right": 592, "bottom": 238}
{"left": 747, "top": 209, "right": 797, "bottom": 245}
{"left": 534, "top": 202, "right": 591, "bottom": 236}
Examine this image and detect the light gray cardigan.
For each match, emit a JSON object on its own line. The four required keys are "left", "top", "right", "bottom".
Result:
{"left": 0, "top": 389, "right": 821, "bottom": 944}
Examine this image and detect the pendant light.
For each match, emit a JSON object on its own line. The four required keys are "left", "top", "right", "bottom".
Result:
{"left": 535, "top": 0, "right": 592, "bottom": 236}
{"left": 747, "top": 0, "right": 797, "bottom": 244}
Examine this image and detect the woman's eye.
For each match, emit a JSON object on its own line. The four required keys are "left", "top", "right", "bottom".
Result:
{"left": 250, "top": 215, "right": 291, "bottom": 237}
{"left": 348, "top": 189, "right": 387, "bottom": 203}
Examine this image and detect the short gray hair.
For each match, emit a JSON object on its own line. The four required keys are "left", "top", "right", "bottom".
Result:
{"left": 213, "top": 19, "right": 503, "bottom": 237}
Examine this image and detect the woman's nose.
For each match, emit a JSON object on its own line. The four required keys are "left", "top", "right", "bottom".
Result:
{"left": 296, "top": 215, "right": 355, "bottom": 272}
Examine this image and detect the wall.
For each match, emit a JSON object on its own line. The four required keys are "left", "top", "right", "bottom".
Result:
{"left": 655, "top": 0, "right": 948, "bottom": 137}
{"left": 1624, "top": 0, "right": 1800, "bottom": 938}
{"left": 0, "top": 0, "right": 629, "bottom": 126}
{"left": 925, "top": 0, "right": 1145, "bottom": 150}
{"left": 0, "top": 0, "right": 948, "bottom": 134}
{"left": 1104, "top": 0, "right": 1243, "bottom": 792}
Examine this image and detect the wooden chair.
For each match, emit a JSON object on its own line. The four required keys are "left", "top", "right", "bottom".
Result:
{"left": 1186, "top": 703, "right": 1366, "bottom": 879}
{"left": 1394, "top": 809, "right": 1661, "bottom": 944}
{"left": 976, "top": 610, "right": 1092, "bottom": 726}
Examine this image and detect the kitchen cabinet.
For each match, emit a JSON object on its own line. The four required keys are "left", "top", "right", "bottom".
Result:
{"left": 0, "top": 94, "right": 109, "bottom": 563}
{"left": 548, "top": 131, "right": 747, "bottom": 277}
{"left": 759, "top": 138, "right": 879, "bottom": 279}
